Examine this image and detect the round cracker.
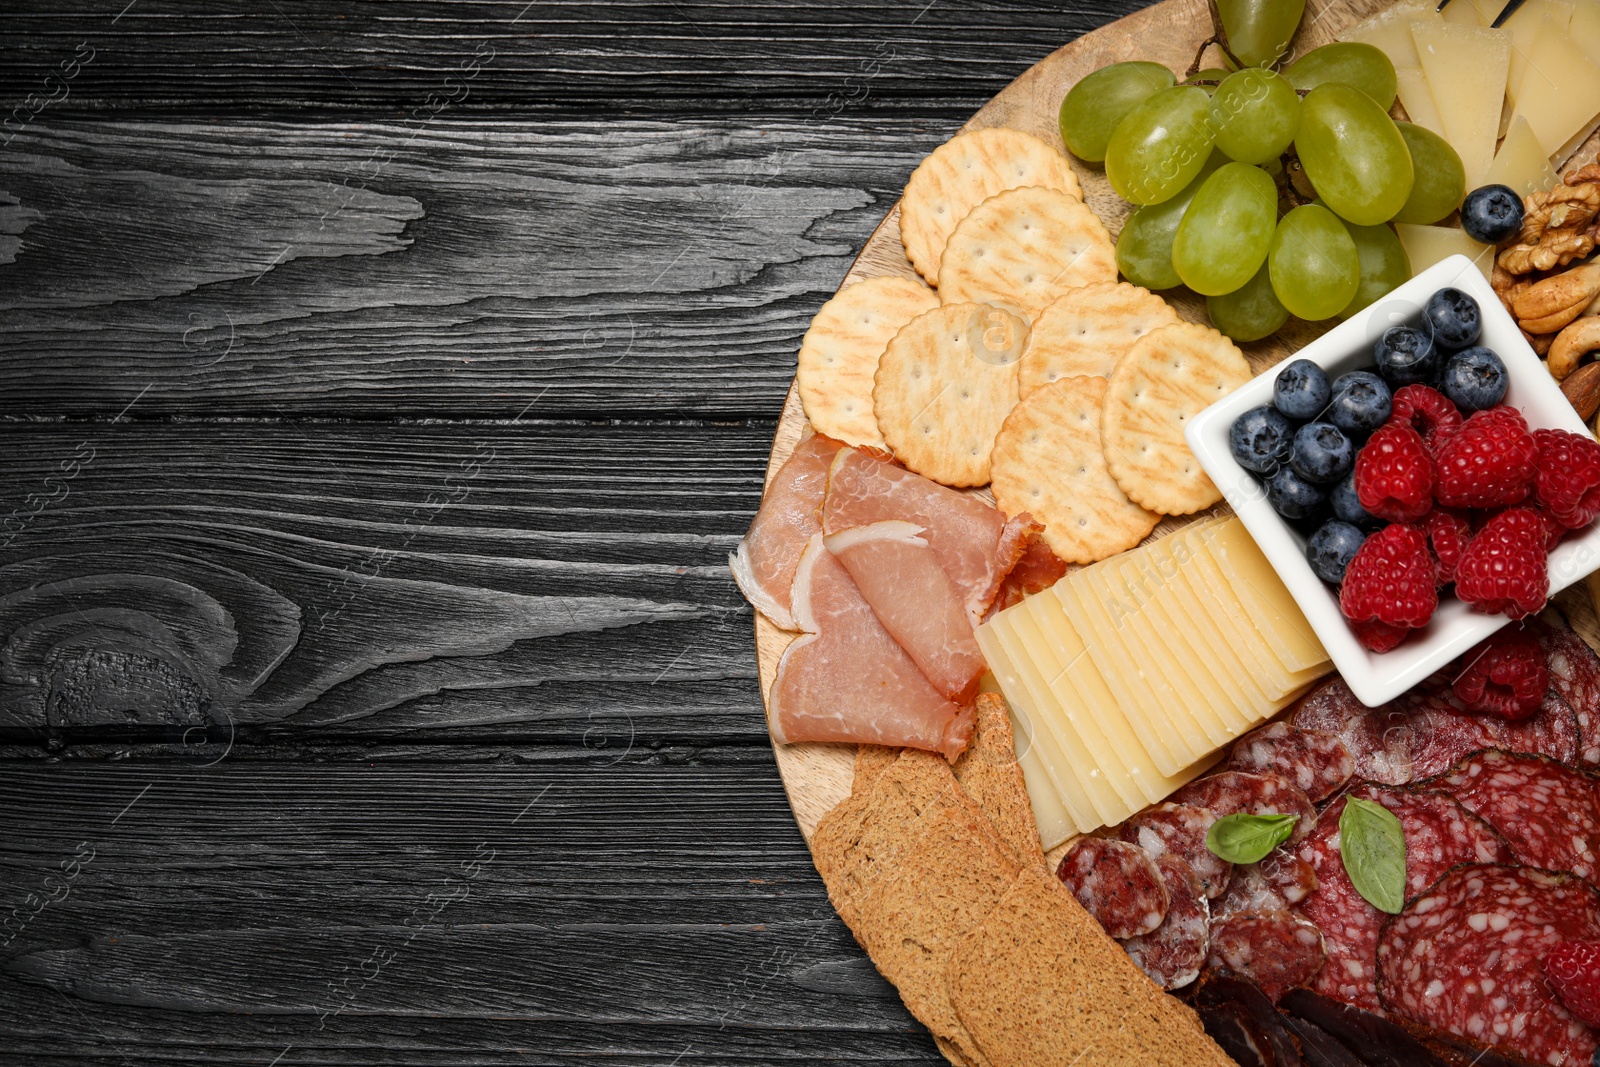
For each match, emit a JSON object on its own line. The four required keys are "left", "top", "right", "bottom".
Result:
{"left": 1101, "top": 321, "right": 1251, "bottom": 516}
{"left": 899, "top": 128, "right": 1083, "bottom": 285}
{"left": 937, "top": 186, "right": 1116, "bottom": 319}
{"left": 1018, "top": 282, "right": 1180, "bottom": 396}
{"left": 797, "top": 276, "right": 939, "bottom": 447}
{"left": 991, "top": 376, "right": 1159, "bottom": 564}
{"left": 873, "top": 302, "right": 1026, "bottom": 488}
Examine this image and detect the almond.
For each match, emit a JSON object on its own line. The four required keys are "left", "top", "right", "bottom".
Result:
{"left": 1559, "top": 355, "right": 1600, "bottom": 420}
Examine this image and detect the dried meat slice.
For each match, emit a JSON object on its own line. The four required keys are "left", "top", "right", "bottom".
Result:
{"left": 1211, "top": 851, "right": 1317, "bottom": 922}
{"left": 1537, "top": 620, "right": 1600, "bottom": 766}
{"left": 1295, "top": 785, "right": 1513, "bottom": 1014}
{"left": 1056, "top": 837, "right": 1169, "bottom": 939}
{"left": 984, "top": 534, "right": 1067, "bottom": 618}
{"left": 768, "top": 534, "right": 973, "bottom": 760}
{"left": 1207, "top": 911, "right": 1326, "bottom": 1003}
{"left": 1429, "top": 749, "right": 1600, "bottom": 881}
{"left": 729, "top": 433, "right": 844, "bottom": 629}
{"left": 1377, "top": 864, "right": 1600, "bottom": 1067}
{"left": 824, "top": 520, "right": 985, "bottom": 703}
{"left": 1122, "top": 855, "right": 1209, "bottom": 991}
{"left": 1292, "top": 678, "right": 1412, "bottom": 786}
{"left": 1117, "top": 802, "right": 1233, "bottom": 901}
{"left": 823, "top": 446, "right": 1036, "bottom": 626}
{"left": 1227, "top": 722, "right": 1355, "bottom": 803}
{"left": 1170, "top": 771, "right": 1317, "bottom": 845}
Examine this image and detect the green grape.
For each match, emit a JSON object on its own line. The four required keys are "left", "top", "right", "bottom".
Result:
{"left": 1116, "top": 152, "right": 1228, "bottom": 290}
{"left": 1269, "top": 204, "right": 1361, "bottom": 321}
{"left": 1060, "top": 62, "right": 1177, "bottom": 163}
{"left": 1391, "top": 121, "right": 1466, "bottom": 225}
{"left": 1172, "top": 162, "right": 1279, "bottom": 295}
{"left": 1295, "top": 84, "right": 1414, "bottom": 225}
{"left": 1339, "top": 220, "right": 1411, "bottom": 319}
{"left": 1184, "top": 68, "right": 1234, "bottom": 94}
{"left": 1283, "top": 42, "right": 1397, "bottom": 109}
{"left": 1217, "top": 0, "right": 1307, "bottom": 68}
{"left": 1211, "top": 68, "right": 1300, "bottom": 164}
{"left": 1105, "top": 86, "right": 1216, "bottom": 205}
{"left": 1208, "top": 261, "right": 1289, "bottom": 341}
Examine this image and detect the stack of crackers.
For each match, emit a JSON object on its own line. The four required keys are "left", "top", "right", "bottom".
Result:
{"left": 813, "top": 694, "right": 1232, "bottom": 1067}
{"left": 795, "top": 126, "right": 1255, "bottom": 567}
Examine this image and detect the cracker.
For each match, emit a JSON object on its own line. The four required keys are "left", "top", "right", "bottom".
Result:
{"left": 937, "top": 186, "right": 1116, "bottom": 319}
{"left": 873, "top": 303, "right": 1025, "bottom": 488}
{"left": 990, "top": 376, "right": 1158, "bottom": 565}
{"left": 1102, "top": 321, "right": 1251, "bottom": 516}
{"left": 859, "top": 797, "right": 1018, "bottom": 1067}
{"left": 953, "top": 694, "right": 1045, "bottom": 869}
{"left": 900, "top": 127, "right": 1083, "bottom": 285}
{"left": 948, "top": 866, "right": 1234, "bottom": 1067}
{"left": 1018, "top": 282, "right": 1180, "bottom": 396}
{"left": 798, "top": 276, "right": 940, "bottom": 448}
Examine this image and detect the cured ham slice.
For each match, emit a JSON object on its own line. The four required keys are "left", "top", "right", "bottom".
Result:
{"left": 769, "top": 533, "right": 973, "bottom": 760}
{"left": 729, "top": 433, "right": 845, "bottom": 630}
{"left": 825, "top": 520, "right": 986, "bottom": 703}
{"left": 824, "top": 446, "right": 1039, "bottom": 626}
{"left": 985, "top": 535, "right": 1068, "bottom": 618}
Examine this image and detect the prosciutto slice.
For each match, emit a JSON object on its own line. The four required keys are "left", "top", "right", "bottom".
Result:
{"left": 823, "top": 447, "right": 1039, "bottom": 626}
{"left": 729, "top": 433, "right": 845, "bottom": 629}
{"left": 769, "top": 533, "right": 973, "bottom": 760}
{"left": 824, "top": 520, "right": 986, "bottom": 703}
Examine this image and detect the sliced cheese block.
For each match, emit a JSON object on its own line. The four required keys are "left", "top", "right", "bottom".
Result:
{"left": 1394, "top": 66, "right": 1445, "bottom": 138}
{"left": 977, "top": 674, "right": 1080, "bottom": 849}
{"left": 1505, "top": 15, "right": 1600, "bottom": 159}
{"left": 1338, "top": 0, "right": 1435, "bottom": 68}
{"left": 1202, "top": 519, "right": 1329, "bottom": 677}
{"left": 1486, "top": 115, "right": 1559, "bottom": 197}
{"left": 1503, "top": 0, "right": 1574, "bottom": 114}
{"left": 1411, "top": 21, "right": 1511, "bottom": 188}
{"left": 1395, "top": 223, "right": 1494, "bottom": 282}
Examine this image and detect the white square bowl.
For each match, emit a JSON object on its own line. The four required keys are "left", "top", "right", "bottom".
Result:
{"left": 1185, "top": 254, "right": 1600, "bottom": 707}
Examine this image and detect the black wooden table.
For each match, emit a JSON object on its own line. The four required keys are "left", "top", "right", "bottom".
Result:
{"left": 0, "top": 4, "right": 1142, "bottom": 1061}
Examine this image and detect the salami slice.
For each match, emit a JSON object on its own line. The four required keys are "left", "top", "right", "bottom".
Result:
{"left": 1377, "top": 864, "right": 1600, "bottom": 1067}
{"left": 1292, "top": 678, "right": 1413, "bottom": 785}
{"left": 1116, "top": 802, "right": 1233, "bottom": 900}
{"left": 1295, "top": 785, "right": 1514, "bottom": 1014}
{"left": 1537, "top": 621, "right": 1600, "bottom": 766}
{"left": 1228, "top": 722, "right": 1356, "bottom": 803}
{"left": 1212, "top": 851, "right": 1319, "bottom": 922}
{"left": 1207, "top": 910, "right": 1326, "bottom": 1002}
{"left": 1121, "top": 854, "right": 1209, "bottom": 991}
{"left": 1055, "top": 837, "right": 1168, "bottom": 939}
{"left": 1430, "top": 749, "right": 1600, "bottom": 881}
{"left": 1170, "top": 771, "right": 1318, "bottom": 845}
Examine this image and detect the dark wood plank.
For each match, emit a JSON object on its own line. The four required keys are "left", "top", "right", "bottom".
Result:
{"left": 0, "top": 0, "right": 1144, "bottom": 119}
{"left": 0, "top": 421, "right": 771, "bottom": 746}
{"left": 2, "top": 117, "right": 934, "bottom": 419}
{"left": 0, "top": 757, "right": 938, "bottom": 1064}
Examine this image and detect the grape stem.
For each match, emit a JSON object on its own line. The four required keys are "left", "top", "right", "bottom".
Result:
{"left": 1187, "top": 0, "right": 1248, "bottom": 75}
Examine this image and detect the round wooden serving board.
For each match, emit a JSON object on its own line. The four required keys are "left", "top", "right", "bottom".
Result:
{"left": 752, "top": 0, "right": 1598, "bottom": 847}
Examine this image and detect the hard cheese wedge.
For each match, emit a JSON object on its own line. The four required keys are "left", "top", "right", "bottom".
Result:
{"left": 1394, "top": 67, "right": 1445, "bottom": 138}
{"left": 1411, "top": 21, "right": 1511, "bottom": 188}
{"left": 1574, "top": 1, "right": 1600, "bottom": 67}
{"left": 1485, "top": 116, "right": 1558, "bottom": 198}
{"left": 1502, "top": 0, "right": 1574, "bottom": 117}
{"left": 1338, "top": 0, "right": 1435, "bottom": 67}
{"left": 1505, "top": 14, "right": 1600, "bottom": 159}
{"left": 1395, "top": 223, "right": 1494, "bottom": 282}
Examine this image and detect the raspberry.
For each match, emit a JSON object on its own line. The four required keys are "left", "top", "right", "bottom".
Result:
{"left": 1421, "top": 506, "right": 1472, "bottom": 585}
{"left": 1545, "top": 940, "right": 1600, "bottom": 1028}
{"left": 1451, "top": 628, "right": 1548, "bottom": 719}
{"left": 1455, "top": 507, "right": 1550, "bottom": 619}
{"left": 1433, "top": 406, "right": 1537, "bottom": 508}
{"left": 1533, "top": 427, "right": 1600, "bottom": 529}
{"left": 1388, "top": 384, "right": 1461, "bottom": 453}
{"left": 1351, "top": 617, "right": 1410, "bottom": 653}
{"left": 1354, "top": 422, "right": 1434, "bottom": 522}
{"left": 1339, "top": 524, "right": 1438, "bottom": 637}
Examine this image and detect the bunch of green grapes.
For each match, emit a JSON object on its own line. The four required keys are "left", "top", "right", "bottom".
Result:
{"left": 1060, "top": 2, "right": 1466, "bottom": 344}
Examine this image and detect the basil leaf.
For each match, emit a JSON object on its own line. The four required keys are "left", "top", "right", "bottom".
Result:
{"left": 1205, "top": 812, "right": 1300, "bottom": 864}
{"left": 1340, "top": 796, "right": 1407, "bottom": 915}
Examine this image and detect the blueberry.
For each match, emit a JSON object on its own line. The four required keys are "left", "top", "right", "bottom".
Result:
{"left": 1331, "top": 471, "right": 1377, "bottom": 528}
{"left": 1290, "top": 421, "right": 1354, "bottom": 484}
{"left": 1440, "top": 346, "right": 1508, "bottom": 413}
{"left": 1274, "top": 359, "right": 1332, "bottom": 421}
{"left": 1460, "top": 184, "right": 1526, "bottom": 245}
{"left": 1424, "top": 288, "right": 1482, "bottom": 350}
{"left": 1267, "top": 466, "right": 1327, "bottom": 521}
{"left": 1307, "top": 520, "right": 1366, "bottom": 585}
{"left": 1327, "top": 371, "right": 1393, "bottom": 437}
{"left": 1229, "top": 405, "right": 1295, "bottom": 474}
{"left": 1374, "top": 325, "right": 1439, "bottom": 387}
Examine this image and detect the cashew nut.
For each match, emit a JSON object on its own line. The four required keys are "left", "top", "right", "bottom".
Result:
{"left": 1549, "top": 316, "right": 1600, "bottom": 381}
